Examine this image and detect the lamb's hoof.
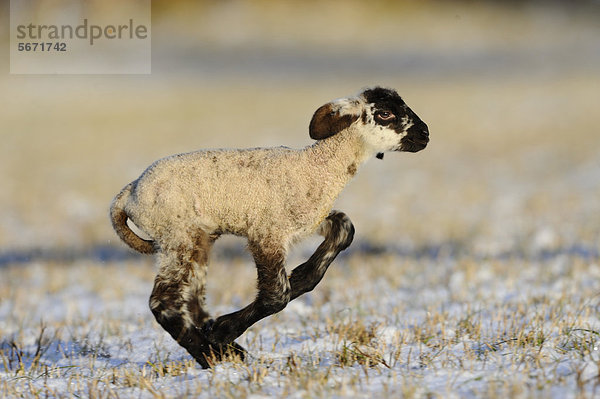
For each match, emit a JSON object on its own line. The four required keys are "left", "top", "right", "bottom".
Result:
{"left": 194, "top": 320, "right": 247, "bottom": 368}
{"left": 193, "top": 351, "right": 212, "bottom": 369}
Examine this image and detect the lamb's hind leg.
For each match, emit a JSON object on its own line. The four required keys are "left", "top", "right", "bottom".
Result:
{"left": 289, "top": 210, "right": 354, "bottom": 300}
{"left": 149, "top": 232, "right": 245, "bottom": 368}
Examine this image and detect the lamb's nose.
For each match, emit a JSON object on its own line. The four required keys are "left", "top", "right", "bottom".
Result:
{"left": 420, "top": 123, "right": 429, "bottom": 138}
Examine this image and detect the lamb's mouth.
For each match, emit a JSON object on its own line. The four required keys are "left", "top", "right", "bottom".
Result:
{"left": 398, "top": 136, "right": 429, "bottom": 153}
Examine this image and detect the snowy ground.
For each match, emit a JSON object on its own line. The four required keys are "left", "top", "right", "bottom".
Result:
{"left": 1, "top": 248, "right": 600, "bottom": 398}
{"left": 1, "top": 1, "right": 600, "bottom": 398}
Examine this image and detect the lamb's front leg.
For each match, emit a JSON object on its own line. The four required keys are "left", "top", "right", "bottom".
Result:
{"left": 203, "top": 245, "right": 290, "bottom": 345}
{"left": 289, "top": 210, "right": 354, "bottom": 300}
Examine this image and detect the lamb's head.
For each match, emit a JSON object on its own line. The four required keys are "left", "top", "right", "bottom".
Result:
{"left": 309, "top": 87, "right": 429, "bottom": 157}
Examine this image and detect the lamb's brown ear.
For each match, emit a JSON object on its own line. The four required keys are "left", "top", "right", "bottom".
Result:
{"left": 309, "top": 103, "right": 358, "bottom": 140}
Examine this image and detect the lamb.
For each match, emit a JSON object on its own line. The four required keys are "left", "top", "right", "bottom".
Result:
{"left": 109, "top": 87, "right": 429, "bottom": 368}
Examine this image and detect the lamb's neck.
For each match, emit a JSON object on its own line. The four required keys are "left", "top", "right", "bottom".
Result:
{"left": 302, "top": 129, "right": 371, "bottom": 196}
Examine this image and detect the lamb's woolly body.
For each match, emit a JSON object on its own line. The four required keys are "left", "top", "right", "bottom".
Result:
{"left": 109, "top": 86, "right": 429, "bottom": 368}
{"left": 125, "top": 127, "right": 367, "bottom": 255}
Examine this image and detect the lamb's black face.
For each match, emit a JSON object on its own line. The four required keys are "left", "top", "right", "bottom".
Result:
{"left": 362, "top": 87, "right": 429, "bottom": 153}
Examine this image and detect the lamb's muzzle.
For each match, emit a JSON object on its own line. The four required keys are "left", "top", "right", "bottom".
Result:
{"left": 109, "top": 86, "right": 429, "bottom": 368}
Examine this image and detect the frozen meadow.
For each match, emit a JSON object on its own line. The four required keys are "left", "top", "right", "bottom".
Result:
{"left": 1, "top": 1, "right": 600, "bottom": 397}
{"left": 1, "top": 248, "right": 600, "bottom": 398}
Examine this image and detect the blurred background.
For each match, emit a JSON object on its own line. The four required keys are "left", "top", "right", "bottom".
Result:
{"left": 0, "top": 0, "right": 599, "bottom": 262}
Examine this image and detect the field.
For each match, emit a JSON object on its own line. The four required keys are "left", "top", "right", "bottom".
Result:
{"left": 1, "top": 1, "right": 600, "bottom": 397}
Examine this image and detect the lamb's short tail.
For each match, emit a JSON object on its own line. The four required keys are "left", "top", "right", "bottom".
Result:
{"left": 110, "top": 183, "right": 156, "bottom": 254}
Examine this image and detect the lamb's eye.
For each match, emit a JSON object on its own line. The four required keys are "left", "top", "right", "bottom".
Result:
{"left": 374, "top": 110, "right": 396, "bottom": 123}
